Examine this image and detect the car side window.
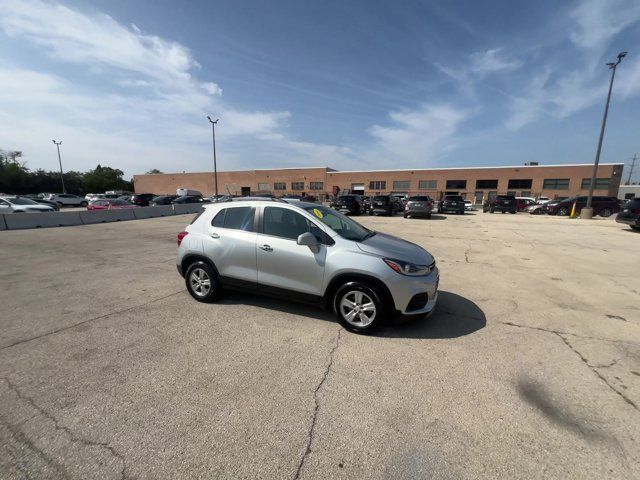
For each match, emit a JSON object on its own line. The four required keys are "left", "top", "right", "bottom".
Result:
{"left": 211, "top": 206, "right": 255, "bottom": 231}
{"left": 263, "top": 206, "right": 313, "bottom": 241}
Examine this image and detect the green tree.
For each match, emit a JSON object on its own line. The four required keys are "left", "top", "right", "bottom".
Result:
{"left": 146, "top": 168, "right": 163, "bottom": 174}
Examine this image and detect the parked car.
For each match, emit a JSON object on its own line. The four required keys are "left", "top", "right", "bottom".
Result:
{"left": 370, "top": 195, "right": 402, "bottom": 216}
{"left": 464, "top": 200, "right": 474, "bottom": 211}
{"left": 176, "top": 200, "right": 439, "bottom": 333}
{"left": 526, "top": 203, "right": 545, "bottom": 215}
{"left": 544, "top": 196, "right": 620, "bottom": 217}
{"left": 87, "top": 199, "right": 139, "bottom": 210}
{"left": 615, "top": 197, "right": 640, "bottom": 231}
{"left": 44, "top": 193, "right": 88, "bottom": 207}
{"left": 176, "top": 188, "right": 202, "bottom": 196}
{"left": 404, "top": 196, "right": 434, "bottom": 219}
{"left": 515, "top": 197, "right": 537, "bottom": 211}
{"left": 124, "top": 193, "right": 157, "bottom": 207}
{"left": 334, "top": 194, "right": 364, "bottom": 215}
{"left": 149, "top": 195, "right": 178, "bottom": 206}
{"left": 22, "top": 194, "right": 60, "bottom": 210}
{"left": 483, "top": 195, "right": 517, "bottom": 214}
{"left": 362, "top": 196, "right": 372, "bottom": 214}
{"left": 0, "top": 196, "right": 56, "bottom": 213}
{"left": 438, "top": 195, "right": 465, "bottom": 214}
{"left": 85, "top": 193, "right": 105, "bottom": 201}
{"left": 536, "top": 196, "right": 552, "bottom": 204}
{"left": 171, "top": 195, "right": 208, "bottom": 204}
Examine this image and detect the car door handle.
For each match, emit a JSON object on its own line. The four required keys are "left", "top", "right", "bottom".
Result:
{"left": 259, "top": 244, "right": 273, "bottom": 252}
{"left": 210, "top": 232, "right": 220, "bottom": 239}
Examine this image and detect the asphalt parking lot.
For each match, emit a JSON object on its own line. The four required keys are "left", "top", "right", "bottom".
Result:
{"left": 1, "top": 211, "right": 638, "bottom": 479}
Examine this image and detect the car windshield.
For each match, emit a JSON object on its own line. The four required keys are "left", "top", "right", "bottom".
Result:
{"left": 303, "top": 205, "right": 372, "bottom": 242}
{"left": 4, "top": 197, "right": 39, "bottom": 205}
{"left": 373, "top": 196, "right": 389, "bottom": 201}
{"left": 409, "top": 196, "right": 431, "bottom": 201}
{"left": 445, "top": 196, "right": 463, "bottom": 201}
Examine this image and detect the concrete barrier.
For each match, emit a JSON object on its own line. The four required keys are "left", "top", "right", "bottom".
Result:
{"left": 132, "top": 207, "right": 158, "bottom": 219}
{"left": 172, "top": 204, "right": 204, "bottom": 215}
{"left": 0, "top": 214, "right": 7, "bottom": 231}
{"left": 79, "top": 209, "right": 137, "bottom": 224}
{"left": 3, "top": 211, "right": 84, "bottom": 230}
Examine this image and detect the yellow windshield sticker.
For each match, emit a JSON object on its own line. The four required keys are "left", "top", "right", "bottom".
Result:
{"left": 313, "top": 208, "right": 324, "bottom": 219}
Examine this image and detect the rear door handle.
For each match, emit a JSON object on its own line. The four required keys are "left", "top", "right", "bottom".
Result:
{"left": 259, "top": 244, "right": 273, "bottom": 252}
{"left": 210, "top": 232, "right": 220, "bottom": 239}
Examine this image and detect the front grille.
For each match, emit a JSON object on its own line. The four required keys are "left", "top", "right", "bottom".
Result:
{"left": 407, "top": 292, "right": 429, "bottom": 312}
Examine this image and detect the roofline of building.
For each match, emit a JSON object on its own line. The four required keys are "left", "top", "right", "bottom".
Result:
{"left": 134, "top": 163, "right": 623, "bottom": 177}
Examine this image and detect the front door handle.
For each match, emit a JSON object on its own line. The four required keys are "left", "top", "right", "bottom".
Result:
{"left": 210, "top": 232, "right": 220, "bottom": 239}
{"left": 259, "top": 244, "right": 273, "bottom": 252}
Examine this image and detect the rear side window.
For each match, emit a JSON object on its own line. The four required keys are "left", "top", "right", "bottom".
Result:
{"left": 212, "top": 207, "right": 255, "bottom": 231}
{"left": 190, "top": 211, "right": 204, "bottom": 225}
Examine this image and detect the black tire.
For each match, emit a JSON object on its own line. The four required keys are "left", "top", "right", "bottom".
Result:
{"left": 185, "top": 260, "right": 222, "bottom": 303}
{"left": 490, "top": 207, "right": 495, "bottom": 213}
{"left": 632, "top": 226, "right": 640, "bottom": 231}
{"left": 333, "top": 281, "right": 385, "bottom": 333}
{"left": 510, "top": 210, "right": 516, "bottom": 214}
{"left": 557, "top": 207, "right": 569, "bottom": 216}
{"left": 80, "top": 201, "right": 88, "bottom": 207}
{"left": 599, "top": 208, "right": 613, "bottom": 218}
{"left": 403, "top": 213, "right": 408, "bottom": 218}
{"left": 426, "top": 213, "right": 431, "bottom": 219}
{"left": 56, "top": 202, "right": 63, "bottom": 208}
{"left": 369, "top": 210, "right": 374, "bottom": 216}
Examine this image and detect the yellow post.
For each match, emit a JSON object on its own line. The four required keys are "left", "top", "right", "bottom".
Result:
{"left": 570, "top": 201, "right": 577, "bottom": 218}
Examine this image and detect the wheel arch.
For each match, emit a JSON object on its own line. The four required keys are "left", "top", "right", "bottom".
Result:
{"left": 180, "top": 254, "right": 219, "bottom": 278}
{"left": 323, "top": 273, "right": 395, "bottom": 312}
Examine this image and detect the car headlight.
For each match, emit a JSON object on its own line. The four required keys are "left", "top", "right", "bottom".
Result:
{"left": 383, "top": 258, "right": 435, "bottom": 276}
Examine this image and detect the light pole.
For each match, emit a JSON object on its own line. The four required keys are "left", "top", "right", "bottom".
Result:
{"left": 52, "top": 139, "right": 66, "bottom": 194}
{"left": 207, "top": 116, "right": 219, "bottom": 198}
{"left": 583, "top": 51, "right": 627, "bottom": 218}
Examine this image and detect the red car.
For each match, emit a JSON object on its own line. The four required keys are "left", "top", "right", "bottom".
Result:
{"left": 87, "top": 199, "right": 140, "bottom": 210}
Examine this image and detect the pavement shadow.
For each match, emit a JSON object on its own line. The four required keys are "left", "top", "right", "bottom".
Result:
{"left": 379, "top": 291, "right": 486, "bottom": 339}
{"left": 404, "top": 214, "right": 446, "bottom": 221}
{"left": 219, "top": 291, "right": 335, "bottom": 323}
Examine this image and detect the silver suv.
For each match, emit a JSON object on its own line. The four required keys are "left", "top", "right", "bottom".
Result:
{"left": 176, "top": 200, "right": 439, "bottom": 333}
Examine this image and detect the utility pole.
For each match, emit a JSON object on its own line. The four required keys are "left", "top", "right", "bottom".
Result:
{"left": 627, "top": 153, "right": 637, "bottom": 185}
{"left": 52, "top": 140, "right": 66, "bottom": 194}
{"left": 207, "top": 116, "right": 219, "bottom": 198}
{"left": 583, "top": 51, "right": 627, "bottom": 218}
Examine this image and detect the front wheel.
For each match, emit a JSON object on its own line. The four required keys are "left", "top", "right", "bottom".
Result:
{"left": 185, "top": 261, "right": 222, "bottom": 303}
{"left": 599, "top": 208, "right": 613, "bottom": 218}
{"left": 334, "top": 282, "right": 384, "bottom": 333}
{"left": 557, "top": 207, "right": 569, "bottom": 216}
{"left": 403, "top": 213, "right": 408, "bottom": 218}
{"left": 80, "top": 201, "right": 88, "bottom": 207}
{"left": 510, "top": 210, "right": 516, "bottom": 214}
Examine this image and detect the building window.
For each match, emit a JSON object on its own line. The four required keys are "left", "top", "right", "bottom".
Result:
{"left": 369, "top": 181, "right": 386, "bottom": 190}
{"left": 580, "top": 178, "right": 610, "bottom": 190}
{"left": 446, "top": 179, "right": 467, "bottom": 189}
{"left": 258, "top": 183, "right": 269, "bottom": 191}
{"left": 309, "top": 182, "right": 323, "bottom": 190}
{"left": 508, "top": 179, "right": 532, "bottom": 189}
{"left": 520, "top": 191, "right": 532, "bottom": 198}
{"left": 543, "top": 178, "right": 570, "bottom": 190}
{"left": 393, "top": 180, "right": 410, "bottom": 190}
{"left": 418, "top": 180, "right": 437, "bottom": 190}
{"left": 274, "top": 182, "right": 286, "bottom": 190}
{"left": 488, "top": 191, "right": 497, "bottom": 200}
{"left": 475, "top": 179, "right": 498, "bottom": 189}
{"left": 506, "top": 191, "right": 516, "bottom": 196}
{"left": 291, "top": 181, "right": 304, "bottom": 191}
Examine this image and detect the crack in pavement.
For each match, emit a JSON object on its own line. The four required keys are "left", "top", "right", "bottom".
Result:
{"left": 499, "top": 321, "right": 636, "bottom": 344}
{"left": 0, "top": 290, "right": 184, "bottom": 351}
{"left": 499, "top": 321, "right": 638, "bottom": 412}
{"left": 2, "top": 378, "right": 127, "bottom": 479}
{"left": 293, "top": 328, "right": 342, "bottom": 480}
{"left": 555, "top": 335, "right": 638, "bottom": 412}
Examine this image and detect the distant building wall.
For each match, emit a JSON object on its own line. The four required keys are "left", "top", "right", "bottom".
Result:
{"left": 133, "top": 163, "right": 623, "bottom": 201}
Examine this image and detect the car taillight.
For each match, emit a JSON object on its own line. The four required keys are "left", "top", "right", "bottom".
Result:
{"left": 177, "top": 231, "right": 188, "bottom": 246}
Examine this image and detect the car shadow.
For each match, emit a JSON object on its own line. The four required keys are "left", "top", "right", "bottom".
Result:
{"left": 378, "top": 291, "right": 486, "bottom": 339}
{"left": 404, "top": 214, "right": 446, "bottom": 221}
{"left": 219, "top": 291, "right": 336, "bottom": 323}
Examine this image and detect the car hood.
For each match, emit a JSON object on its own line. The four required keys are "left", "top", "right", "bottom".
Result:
{"left": 356, "top": 232, "right": 434, "bottom": 265}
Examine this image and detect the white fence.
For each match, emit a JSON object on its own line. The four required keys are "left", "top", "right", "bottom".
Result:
{"left": 0, "top": 204, "right": 204, "bottom": 231}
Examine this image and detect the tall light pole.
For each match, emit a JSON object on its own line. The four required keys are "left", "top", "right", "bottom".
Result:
{"left": 627, "top": 153, "right": 637, "bottom": 185}
{"left": 52, "top": 140, "right": 66, "bottom": 194}
{"left": 207, "top": 116, "right": 219, "bottom": 198}
{"left": 584, "top": 51, "right": 627, "bottom": 217}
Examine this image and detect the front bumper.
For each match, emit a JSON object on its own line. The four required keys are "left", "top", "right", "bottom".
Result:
{"left": 616, "top": 214, "right": 639, "bottom": 226}
{"left": 405, "top": 208, "right": 432, "bottom": 216}
{"left": 387, "top": 266, "right": 439, "bottom": 316}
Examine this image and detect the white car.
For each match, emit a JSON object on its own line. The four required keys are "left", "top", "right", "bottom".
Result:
{"left": 0, "top": 196, "right": 55, "bottom": 213}
{"left": 536, "top": 196, "right": 551, "bottom": 204}
{"left": 44, "top": 193, "right": 88, "bottom": 207}
{"left": 464, "top": 200, "right": 474, "bottom": 211}
{"left": 85, "top": 193, "right": 105, "bottom": 201}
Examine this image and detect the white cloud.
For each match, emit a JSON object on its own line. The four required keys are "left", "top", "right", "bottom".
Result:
{"left": 469, "top": 48, "right": 523, "bottom": 75}
{"left": 569, "top": 0, "right": 640, "bottom": 52}
{"left": 368, "top": 104, "right": 469, "bottom": 164}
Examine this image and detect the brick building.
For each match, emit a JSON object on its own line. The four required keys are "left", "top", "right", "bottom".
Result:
{"left": 133, "top": 163, "right": 624, "bottom": 203}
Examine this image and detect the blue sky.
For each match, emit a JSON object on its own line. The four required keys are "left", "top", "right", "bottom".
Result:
{"left": 1, "top": 0, "right": 639, "bottom": 180}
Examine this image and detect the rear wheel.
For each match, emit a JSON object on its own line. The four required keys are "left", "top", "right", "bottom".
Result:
{"left": 80, "top": 201, "right": 88, "bottom": 207}
{"left": 185, "top": 261, "right": 222, "bottom": 303}
{"left": 599, "top": 208, "right": 613, "bottom": 217}
{"left": 426, "top": 213, "right": 431, "bottom": 219}
{"left": 334, "top": 282, "right": 384, "bottom": 333}
{"left": 510, "top": 210, "right": 516, "bottom": 214}
{"left": 557, "top": 207, "right": 569, "bottom": 216}
{"left": 403, "top": 213, "right": 408, "bottom": 218}
{"left": 490, "top": 207, "right": 495, "bottom": 213}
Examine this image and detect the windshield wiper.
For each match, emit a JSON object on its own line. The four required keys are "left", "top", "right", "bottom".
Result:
{"left": 361, "top": 231, "right": 376, "bottom": 240}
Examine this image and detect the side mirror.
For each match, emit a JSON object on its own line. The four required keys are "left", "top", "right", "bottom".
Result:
{"left": 297, "top": 232, "right": 321, "bottom": 253}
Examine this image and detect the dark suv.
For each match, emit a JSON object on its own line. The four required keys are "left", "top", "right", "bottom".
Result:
{"left": 127, "top": 193, "right": 156, "bottom": 207}
{"left": 438, "top": 195, "right": 465, "bottom": 214}
{"left": 404, "top": 196, "right": 434, "bottom": 219}
{"left": 484, "top": 195, "right": 517, "bottom": 214}
{"left": 545, "top": 196, "right": 620, "bottom": 217}
{"left": 370, "top": 195, "right": 402, "bottom": 216}
{"left": 616, "top": 198, "right": 640, "bottom": 230}
{"left": 334, "top": 195, "right": 363, "bottom": 215}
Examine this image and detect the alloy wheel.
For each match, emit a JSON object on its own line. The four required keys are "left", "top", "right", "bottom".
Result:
{"left": 189, "top": 268, "right": 212, "bottom": 297}
{"left": 340, "top": 291, "right": 377, "bottom": 327}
